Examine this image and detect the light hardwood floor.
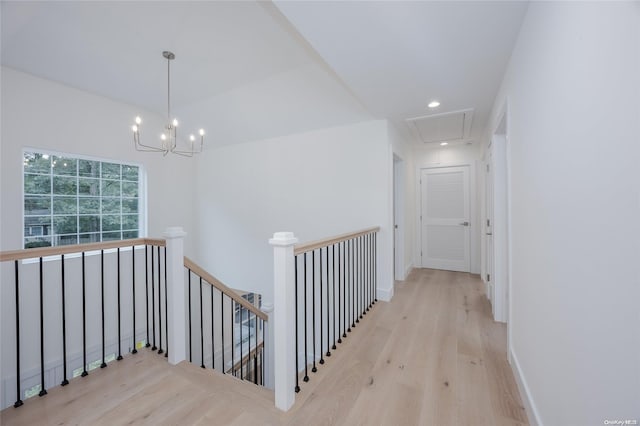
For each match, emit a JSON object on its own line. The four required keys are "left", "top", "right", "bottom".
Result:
{"left": 1, "top": 269, "right": 528, "bottom": 425}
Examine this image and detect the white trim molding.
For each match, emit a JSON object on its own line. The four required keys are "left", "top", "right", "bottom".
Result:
{"left": 376, "top": 286, "right": 394, "bottom": 302}
{"left": 510, "top": 348, "right": 543, "bottom": 426}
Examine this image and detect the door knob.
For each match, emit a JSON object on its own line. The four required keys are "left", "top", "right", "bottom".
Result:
{"left": 460, "top": 221, "right": 469, "bottom": 226}
{"left": 486, "top": 232, "right": 493, "bottom": 236}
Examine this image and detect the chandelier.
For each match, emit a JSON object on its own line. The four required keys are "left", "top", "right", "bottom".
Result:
{"left": 132, "top": 51, "right": 205, "bottom": 157}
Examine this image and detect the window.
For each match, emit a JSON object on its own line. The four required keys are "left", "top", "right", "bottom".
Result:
{"left": 23, "top": 151, "right": 141, "bottom": 248}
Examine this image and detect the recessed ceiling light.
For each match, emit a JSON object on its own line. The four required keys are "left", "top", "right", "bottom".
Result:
{"left": 428, "top": 100, "right": 440, "bottom": 108}
{"left": 440, "top": 142, "right": 448, "bottom": 146}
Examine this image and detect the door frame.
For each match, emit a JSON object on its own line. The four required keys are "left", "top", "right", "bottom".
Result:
{"left": 393, "top": 154, "right": 406, "bottom": 281}
{"left": 484, "top": 146, "right": 495, "bottom": 309}
{"left": 484, "top": 101, "right": 512, "bottom": 342}
{"left": 415, "top": 161, "right": 477, "bottom": 274}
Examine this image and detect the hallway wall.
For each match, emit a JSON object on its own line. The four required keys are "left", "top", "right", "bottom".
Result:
{"left": 193, "top": 120, "right": 395, "bottom": 303}
{"left": 0, "top": 67, "right": 197, "bottom": 254}
{"left": 485, "top": 2, "right": 640, "bottom": 424}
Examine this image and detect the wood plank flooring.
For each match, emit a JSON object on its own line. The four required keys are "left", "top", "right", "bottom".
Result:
{"left": 0, "top": 269, "right": 528, "bottom": 425}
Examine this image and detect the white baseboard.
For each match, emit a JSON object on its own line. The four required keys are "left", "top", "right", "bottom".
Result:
{"left": 377, "top": 286, "right": 394, "bottom": 302}
{"left": 510, "top": 346, "right": 543, "bottom": 426}
{"left": 404, "top": 263, "right": 414, "bottom": 279}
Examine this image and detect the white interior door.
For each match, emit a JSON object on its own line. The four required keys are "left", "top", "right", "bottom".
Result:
{"left": 420, "top": 166, "right": 470, "bottom": 272}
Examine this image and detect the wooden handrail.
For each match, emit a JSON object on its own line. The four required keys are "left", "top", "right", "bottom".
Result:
{"left": 294, "top": 226, "right": 380, "bottom": 255}
{"left": 183, "top": 257, "right": 268, "bottom": 321}
{"left": 227, "top": 341, "right": 265, "bottom": 374}
{"left": 0, "top": 237, "right": 165, "bottom": 262}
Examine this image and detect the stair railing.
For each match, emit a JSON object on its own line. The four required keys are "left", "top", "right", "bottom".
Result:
{"left": 0, "top": 236, "right": 168, "bottom": 410}
{"left": 269, "top": 227, "right": 379, "bottom": 411}
{"left": 183, "top": 257, "right": 267, "bottom": 385}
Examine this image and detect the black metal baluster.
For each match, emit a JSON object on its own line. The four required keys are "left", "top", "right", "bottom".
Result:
{"left": 61, "top": 254, "right": 69, "bottom": 385}
{"left": 294, "top": 256, "right": 300, "bottom": 392}
{"left": 132, "top": 246, "right": 138, "bottom": 354}
{"left": 320, "top": 246, "right": 331, "bottom": 356}
{"left": 158, "top": 246, "right": 163, "bottom": 355}
{"left": 362, "top": 236, "right": 367, "bottom": 313}
{"left": 319, "top": 249, "right": 324, "bottom": 365}
{"left": 231, "top": 300, "right": 235, "bottom": 376}
{"left": 200, "top": 277, "right": 204, "bottom": 368}
{"left": 365, "top": 235, "right": 369, "bottom": 313}
{"left": 240, "top": 306, "right": 244, "bottom": 379}
{"left": 347, "top": 240, "right": 351, "bottom": 332}
{"left": 369, "top": 233, "right": 373, "bottom": 309}
{"left": 98, "top": 253, "right": 108, "bottom": 366}
{"left": 221, "top": 292, "right": 225, "bottom": 374}
{"left": 164, "top": 247, "right": 168, "bottom": 358}
{"left": 14, "top": 260, "right": 23, "bottom": 407}
{"left": 351, "top": 239, "right": 356, "bottom": 329}
{"left": 145, "top": 245, "right": 150, "bottom": 348}
{"left": 117, "top": 248, "right": 123, "bottom": 360}
{"left": 210, "top": 286, "right": 216, "bottom": 370}
{"left": 82, "top": 252, "right": 88, "bottom": 377}
{"left": 151, "top": 247, "right": 157, "bottom": 351}
{"left": 362, "top": 236, "right": 366, "bottom": 316}
{"left": 365, "top": 234, "right": 370, "bottom": 310}
{"left": 188, "top": 270, "right": 192, "bottom": 362}
{"left": 253, "top": 313, "right": 258, "bottom": 385}
{"left": 367, "top": 234, "right": 373, "bottom": 311}
{"left": 331, "top": 243, "right": 340, "bottom": 350}
{"left": 347, "top": 239, "right": 352, "bottom": 333}
{"left": 261, "top": 321, "right": 265, "bottom": 385}
{"left": 342, "top": 241, "right": 346, "bottom": 339}
{"left": 303, "top": 252, "right": 309, "bottom": 382}
{"left": 366, "top": 234, "right": 370, "bottom": 310}
{"left": 374, "top": 233, "right": 377, "bottom": 303}
{"left": 359, "top": 237, "right": 363, "bottom": 320}
{"left": 311, "top": 251, "right": 317, "bottom": 373}
{"left": 38, "top": 257, "right": 47, "bottom": 396}
{"left": 357, "top": 237, "right": 360, "bottom": 319}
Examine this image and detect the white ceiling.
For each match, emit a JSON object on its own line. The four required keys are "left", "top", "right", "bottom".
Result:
{"left": 1, "top": 1, "right": 529, "bottom": 146}
{"left": 274, "top": 1, "right": 529, "bottom": 144}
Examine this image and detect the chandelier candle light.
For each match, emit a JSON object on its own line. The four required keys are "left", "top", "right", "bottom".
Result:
{"left": 132, "top": 51, "right": 205, "bottom": 156}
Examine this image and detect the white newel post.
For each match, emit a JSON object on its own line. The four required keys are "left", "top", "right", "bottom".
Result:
{"left": 163, "top": 226, "right": 187, "bottom": 365}
{"left": 269, "top": 231, "right": 298, "bottom": 411}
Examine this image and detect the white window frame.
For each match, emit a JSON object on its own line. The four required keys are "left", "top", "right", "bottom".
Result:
{"left": 22, "top": 148, "right": 147, "bottom": 250}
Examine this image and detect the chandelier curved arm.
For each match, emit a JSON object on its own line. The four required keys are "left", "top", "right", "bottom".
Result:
{"left": 133, "top": 129, "right": 169, "bottom": 155}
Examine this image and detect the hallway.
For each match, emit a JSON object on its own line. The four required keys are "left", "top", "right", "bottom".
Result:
{"left": 287, "top": 268, "right": 528, "bottom": 425}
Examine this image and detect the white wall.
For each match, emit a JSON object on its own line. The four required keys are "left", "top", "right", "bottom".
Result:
{"left": 0, "top": 68, "right": 197, "bottom": 254}
{"left": 193, "top": 120, "right": 394, "bottom": 303}
{"left": 413, "top": 143, "right": 483, "bottom": 274}
{"left": 484, "top": 3, "right": 640, "bottom": 424}
{"left": 0, "top": 67, "right": 199, "bottom": 408}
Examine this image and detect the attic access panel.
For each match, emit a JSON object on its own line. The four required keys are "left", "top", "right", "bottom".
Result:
{"left": 407, "top": 109, "right": 474, "bottom": 144}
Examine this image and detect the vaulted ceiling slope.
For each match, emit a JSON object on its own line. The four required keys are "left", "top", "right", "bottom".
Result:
{"left": 2, "top": 1, "right": 527, "bottom": 147}
{"left": 0, "top": 1, "right": 371, "bottom": 146}
{"left": 274, "top": 1, "right": 529, "bottom": 144}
